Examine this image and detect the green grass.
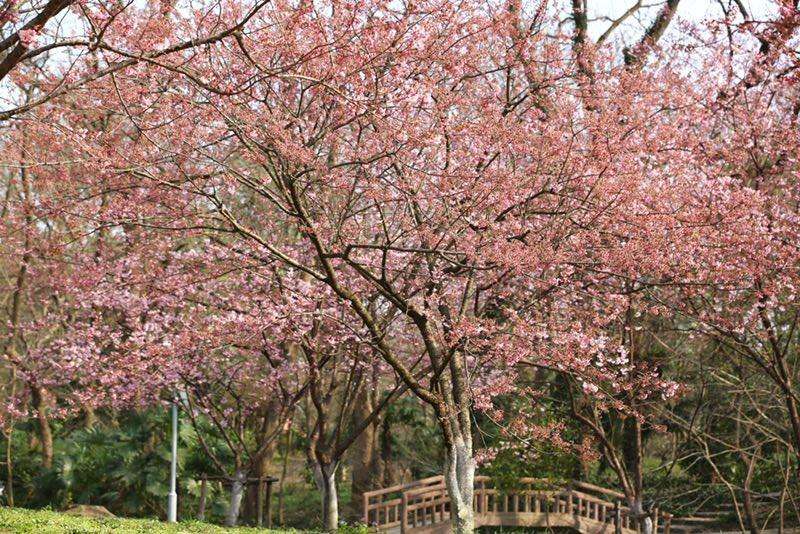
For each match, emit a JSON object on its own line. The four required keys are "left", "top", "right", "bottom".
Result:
{"left": 0, "top": 507, "right": 298, "bottom": 533}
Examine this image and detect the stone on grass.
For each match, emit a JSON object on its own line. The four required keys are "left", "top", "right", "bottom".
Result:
{"left": 64, "top": 505, "right": 116, "bottom": 519}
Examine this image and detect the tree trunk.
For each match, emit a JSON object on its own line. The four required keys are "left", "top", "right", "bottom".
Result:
{"left": 30, "top": 386, "right": 53, "bottom": 470}
{"left": 83, "top": 405, "right": 97, "bottom": 429}
{"left": 278, "top": 426, "right": 292, "bottom": 525}
{"left": 313, "top": 462, "right": 339, "bottom": 531}
{"left": 783, "top": 392, "right": 800, "bottom": 473}
{"left": 443, "top": 435, "right": 475, "bottom": 534}
{"left": 243, "top": 403, "right": 282, "bottom": 524}
{"left": 623, "top": 415, "right": 652, "bottom": 533}
{"left": 379, "top": 416, "right": 396, "bottom": 487}
{"left": 243, "top": 450, "right": 276, "bottom": 524}
{"left": 225, "top": 470, "right": 246, "bottom": 527}
{"left": 4, "top": 427, "right": 13, "bottom": 507}
{"left": 742, "top": 450, "right": 760, "bottom": 534}
{"left": 629, "top": 499, "right": 653, "bottom": 534}
{"left": 349, "top": 382, "right": 379, "bottom": 518}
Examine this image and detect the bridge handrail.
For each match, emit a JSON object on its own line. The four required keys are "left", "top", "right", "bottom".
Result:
{"left": 364, "top": 475, "right": 443, "bottom": 500}
{"left": 473, "top": 475, "right": 626, "bottom": 500}
{"left": 404, "top": 484, "right": 446, "bottom": 498}
{"left": 363, "top": 475, "right": 445, "bottom": 526}
{"left": 363, "top": 475, "right": 671, "bottom": 533}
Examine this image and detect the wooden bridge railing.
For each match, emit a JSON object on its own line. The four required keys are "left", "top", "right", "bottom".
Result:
{"left": 363, "top": 475, "right": 445, "bottom": 531}
{"left": 364, "top": 476, "right": 672, "bottom": 533}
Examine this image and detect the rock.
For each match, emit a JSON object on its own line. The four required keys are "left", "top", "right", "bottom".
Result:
{"left": 64, "top": 505, "right": 116, "bottom": 519}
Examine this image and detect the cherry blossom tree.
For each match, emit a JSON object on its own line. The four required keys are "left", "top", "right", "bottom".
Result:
{"left": 0, "top": 0, "right": 275, "bottom": 120}
{"left": 664, "top": 3, "right": 800, "bottom": 470}
{"left": 37, "top": 4, "right": 694, "bottom": 531}
{"left": 4, "top": 1, "right": 800, "bottom": 533}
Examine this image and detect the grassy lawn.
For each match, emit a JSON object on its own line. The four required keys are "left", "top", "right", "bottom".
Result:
{"left": 0, "top": 507, "right": 299, "bottom": 533}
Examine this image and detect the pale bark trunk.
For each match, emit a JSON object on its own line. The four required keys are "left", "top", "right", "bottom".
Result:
{"left": 642, "top": 516, "right": 654, "bottom": 534}
{"left": 443, "top": 436, "right": 475, "bottom": 534}
{"left": 83, "top": 405, "right": 97, "bottom": 429}
{"left": 225, "top": 470, "right": 245, "bottom": 527}
{"left": 313, "top": 462, "right": 339, "bottom": 531}
{"left": 629, "top": 500, "right": 653, "bottom": 534}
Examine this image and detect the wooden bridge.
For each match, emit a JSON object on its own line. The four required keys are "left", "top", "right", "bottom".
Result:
{"left": 363, "top": 476, "right": 672, "bottom": 534}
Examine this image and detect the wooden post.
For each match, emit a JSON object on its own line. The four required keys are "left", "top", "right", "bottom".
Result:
{"left": 256, "top": 476, "right": 265, "bottom": 527}
{"left": 441, "top": 486, "right": 447, "bottom": 523}
{"left": 614, "top": 500, "right": 622, "bottom": 534}
{"left": 197, "top": 474, "right": 208, "bottom": 521}
{"left": 663, "top": 512, "right": 671, "bottom": 534}
{"left": 652, "top": 507, "right": 659, "bottom": 534}
{"left": 362, "top": 491, "right": 370, "bottom": 525}
{"left": 400, "top": 490, "right": 408, "bottom": 534}
{"left": 265, "top": 479, "right": 273, "bottom": 528}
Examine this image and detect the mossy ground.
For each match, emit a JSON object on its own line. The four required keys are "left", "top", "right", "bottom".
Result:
{"left": 0, "top": 507, "right": 297, "bottom": 533}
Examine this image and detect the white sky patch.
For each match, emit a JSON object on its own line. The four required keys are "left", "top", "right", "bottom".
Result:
{"left": 585, "top": 0, "right": 778, "bottom": 42}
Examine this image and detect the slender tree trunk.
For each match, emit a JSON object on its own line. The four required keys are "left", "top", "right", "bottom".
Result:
{"left": 243, "top": 458, "right": 266, "bottom": 524}
{"left": 30, "top": 386, "right": 53, "bottom": 470}
{"left": 443, "top": 434, "right": 475, "bottom": 534}
{"left": 742, "top": 449, "right": 760, "bottom": 534}
{"left": 278, "top": 426, "right": 292, "bottom": 525}
{"left": 628, "top": 499, "right": 653, "bottom": 534}
{"left": 243, "top": 448, "right": 276, "bottom": 523}
{"left": 243, "top": 404, "right": 282, "bottom": 524}
{"left": 436, "top": 336, "right": 476, "bottom": 534}
{"left": 225, "top": 469, "right": 246, "bottom": 527}
{"left": 313, "top": 461, "right": 339, "bottom": 531}
{"left": 83, "top": 405, "right": 97, "bottom": 429}
{"left": 4, "top": 427, "right": 13, "bottom": 507}
{"left": 624, "top": 411, "right": 650, "bottom": 533}
{"left": 4, "top": 368, "right": 16, "bottom": 507}
{"left": 783, "top": 392, "right": 800, "bottom": 471}
{"left": 379, "top": 416, "right": 395, "bottom": 486}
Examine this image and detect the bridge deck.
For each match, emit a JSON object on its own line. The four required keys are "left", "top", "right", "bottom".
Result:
{"left": 364, "top": 476, "right": 665, "bottom": 534}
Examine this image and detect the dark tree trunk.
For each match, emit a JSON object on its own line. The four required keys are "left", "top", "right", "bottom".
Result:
{"left": 349, "top": 381, "right": 379, "bottom": 518}
{"left": 4, "top": 427, "right": 13, "bottom": 507}
{"left": 623, "top": 416, "right": 653, "bottom": 534}
{"left": 30, "top": 386, "right": 53, "bottom": 470}
{"left": 242, "top": 447, "right": 276, "bottom": 523}
{"left": 379, "top": 416, "right": 395, "bottom": 487}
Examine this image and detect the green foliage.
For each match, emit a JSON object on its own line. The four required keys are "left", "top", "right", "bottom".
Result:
{"left": 482, "top": 446, "right": 579, "bottom": 493}
{"left": 476, "top": 376, "right": 584, "bottom": 492}
{"left": 0, "top": 507, "right": 296, "bottom": 533}
{"left": 335, "top": 525, "right": 370, "bottom": 534}
{"left": 379, "top": 397, "right": 444, "bottom": 478}
{"left": 4, "top": 409, "right": 237, "bottom": 523}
